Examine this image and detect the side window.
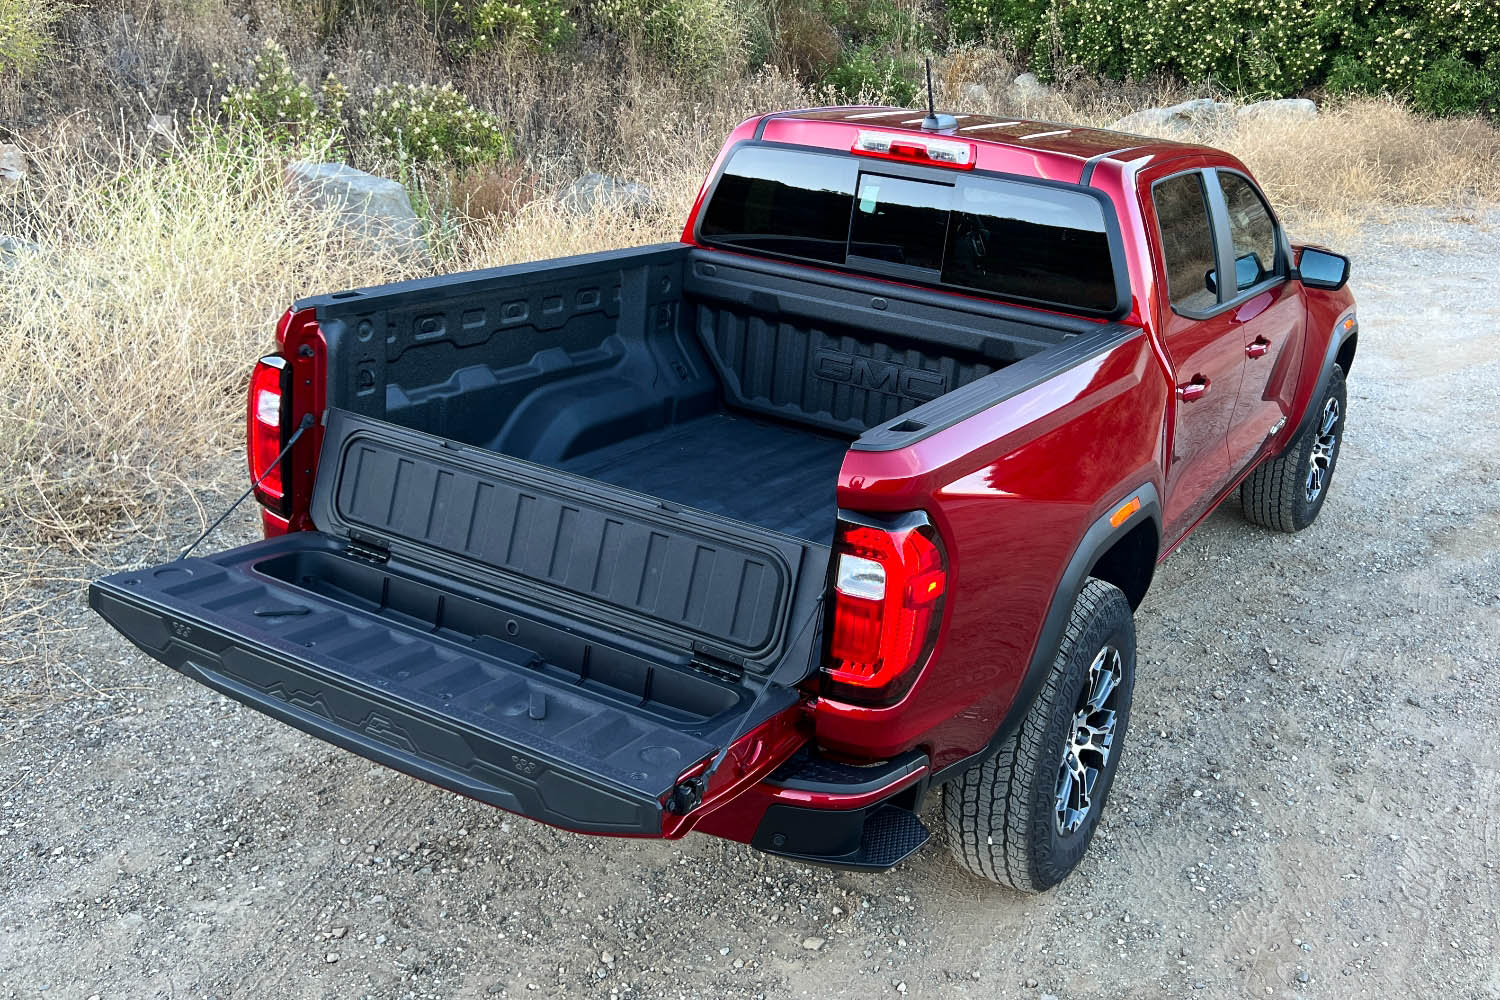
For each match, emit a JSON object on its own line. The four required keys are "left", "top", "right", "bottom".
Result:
{"left": 1152, "top": 172, "right": 1219, "bottom": 313}
{"left": 1218, "top": 172, "right": 1279, "bottom": 291}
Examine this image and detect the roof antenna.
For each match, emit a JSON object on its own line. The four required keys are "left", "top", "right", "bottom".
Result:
{"left": 920, "top": 57, "right": 956, "bottom": 132}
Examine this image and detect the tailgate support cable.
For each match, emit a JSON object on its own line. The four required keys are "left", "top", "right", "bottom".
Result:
{"left": 180, "top": 414, "right": 316, "bottom": 560}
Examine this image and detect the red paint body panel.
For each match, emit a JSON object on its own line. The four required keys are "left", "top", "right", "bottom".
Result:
{"left": 257, "top": 108, "right": 1354, "bottom": 847}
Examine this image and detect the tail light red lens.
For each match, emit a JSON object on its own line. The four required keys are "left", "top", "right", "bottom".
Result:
{"left": 248, "top": 354, "right": 290, "bottom": 515}
{"left": 823, "top": 513, "right": 948, "bottom": 705}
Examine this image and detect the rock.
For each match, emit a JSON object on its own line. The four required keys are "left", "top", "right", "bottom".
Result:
{"left": 284, "top": 162, "right": 425, "bottom": 256}
{"left": 1010, "top": 73, "right": 1050, "bottom": 101}
{"left": 331, "top": 926, "right": 348, "bottom": 939}
{"left": 0, "top": 144, "right": 25, "bottom": 184}
{"left": 146, "top": 113, "right": 176, "bottom": 140}
{"left": 1296, "top": 970, "right": 1310, "bottom": 983}
{"left": 1238, "top": 98, "right": 1317, "bottom": 120}
{"left": 557, "top": 173, "right": 656, "bottom": 216}
{"left": 325, "top": 952, "right": 339, "bottom": 963}
{"left": 1, "top": 232, "right": 42, "bottom": 268}
{"left": 800, "top": 936, "right": 825, "bottom": 951}
{"left": 959, "top": 82, "right": 990, "bottom": 105}
{"left": 1112, "top": 98, "right": 1234, "bottom": 135}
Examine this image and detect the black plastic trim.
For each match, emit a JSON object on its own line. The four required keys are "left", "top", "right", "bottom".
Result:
{"left": 851, "top": 322, "right": 1144, "bottom": 451}
{"left": 1289, "top": 318, "right": 1357, "bottom": 443}
{"left": 764, "top": 746, "right": 928, "bottom": 796}
{"left": 751, "top": 801, "right": 930, "bottom": 871}
{"left": 930, "top": 481, "right": 1162, "bottom": 787}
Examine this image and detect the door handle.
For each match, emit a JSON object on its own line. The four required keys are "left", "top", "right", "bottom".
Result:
{"left": 1176, "top": 376, "right": 1210, "bottom": 402}
{"left": 1246, "top": 336, "right": 1271, "bottom": 359}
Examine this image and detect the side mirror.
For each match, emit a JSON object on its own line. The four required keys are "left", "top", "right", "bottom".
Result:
{"left": 1298, "top": 247, "right": 1350, "bottom": 291}
{"left": 1234, "top": 252, "right": 1265, "bottom": 290}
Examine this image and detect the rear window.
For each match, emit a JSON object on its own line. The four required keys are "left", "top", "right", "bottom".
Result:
{"left": 697, "top": 145, "right": 1124, "bottom": 315}
{"left": 697, "top": 146, "right": 857, "bottom": 264}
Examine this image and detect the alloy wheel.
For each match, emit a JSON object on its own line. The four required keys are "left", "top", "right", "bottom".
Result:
{"left": 1055, "top": 645, "right": 1123, "bottom": 836}
{"left": 1305, "top": 396, "right": 1341, "bottom": 503}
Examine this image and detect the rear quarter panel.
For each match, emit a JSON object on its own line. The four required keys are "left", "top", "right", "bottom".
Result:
{"left": 817, "top": 331, "right": 1168, "bottom": 767}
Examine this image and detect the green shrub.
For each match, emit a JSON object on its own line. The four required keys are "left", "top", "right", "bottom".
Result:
{"left": 360, "top": 83, "right": 513, "bottom": 166}
{"left": 825, "top": 45, "right": 922, "bottom": 104}
{"left": 1412, "top": 53, "right": 1500, "bottom": 116}
{"left": 592, "top": 0, "right": 756, "bottom": 81}
{"left": 448, "top": 0, "right": 574, "bottom": 53}
{"left": 218, "top": 41, "right": 344, "bottom": 152}
{"left": 0, "top": 0, "right": 66, "bottom": 78}
{"left": 949, "top": 0, "right": 1500, "bottom": 116}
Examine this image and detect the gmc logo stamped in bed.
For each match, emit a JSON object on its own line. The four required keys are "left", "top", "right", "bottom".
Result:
{"left": 812, "top": 350, "right": 948, "bottom": 402}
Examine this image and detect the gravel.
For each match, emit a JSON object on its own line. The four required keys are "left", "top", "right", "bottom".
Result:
{"left": 2, "top": 208, "right": 1498, "bottom": 999}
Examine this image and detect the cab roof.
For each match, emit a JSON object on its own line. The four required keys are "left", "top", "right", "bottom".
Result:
{"left": 760, "top": 106, "right": 1219, "bottom": 179}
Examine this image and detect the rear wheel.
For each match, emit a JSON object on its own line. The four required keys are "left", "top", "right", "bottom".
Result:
{"left": 942, "top": 578, "right": 1135, "bottom": 892}
{"left": 1241, "top": 365, "right": 1347, "bottom": 532}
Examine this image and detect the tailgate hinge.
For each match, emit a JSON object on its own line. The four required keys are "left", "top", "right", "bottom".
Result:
{"left": 689, "top": 642, "right": 745, "bottom": 682}
{"left": 344, "top": 531, "right": 391, "bottom": 564}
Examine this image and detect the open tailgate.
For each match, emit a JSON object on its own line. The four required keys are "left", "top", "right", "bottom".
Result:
{"left": 90, "top": 409, "right": 830, "bottom": 835}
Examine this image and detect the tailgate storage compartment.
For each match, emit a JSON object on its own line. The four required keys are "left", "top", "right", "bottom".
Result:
{"left": 90, "top": 409, "right": 830, "bottom": 836}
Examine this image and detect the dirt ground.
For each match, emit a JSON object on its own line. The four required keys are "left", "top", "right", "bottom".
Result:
{"left": 2, "top": 208, "right": 1498, "bottom": 1000}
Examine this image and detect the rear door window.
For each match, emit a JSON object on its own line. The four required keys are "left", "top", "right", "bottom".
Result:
{"left": 1152, "top": 172, "right": 1220, "bottom": 313}
{"left": 697, "top": 146, "right": 856, "bottom": 264}
{"left": 1217, "top": 172, "right": 1280, "bottom": 291}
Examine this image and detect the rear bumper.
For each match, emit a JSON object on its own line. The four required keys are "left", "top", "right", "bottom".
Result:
{"left": 692, "top": 746, "right": 932, "bottom": 869}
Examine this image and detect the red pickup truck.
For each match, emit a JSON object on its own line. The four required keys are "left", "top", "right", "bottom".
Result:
{"left": 92, "top": 106, "right": 1356, "bottom": 891}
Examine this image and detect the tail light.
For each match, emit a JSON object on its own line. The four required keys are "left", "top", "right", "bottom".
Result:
{"left": 248, "top": 354, "right": 291, "bottom": 515}
{"left": 823, "top": 512, "right": 948, "bottom": 705}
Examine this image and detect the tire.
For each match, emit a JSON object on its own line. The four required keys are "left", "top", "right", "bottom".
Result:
{"left": 942, "top": 578, "right": 1136, "bottom": 892}
{"left": 1241, "top": 364, "right": 1347, "bottom": 532}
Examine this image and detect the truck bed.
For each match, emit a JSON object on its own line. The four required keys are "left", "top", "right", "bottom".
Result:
{"left": 304, "top": 243, "right": 1098, "bottom": 547}
{"left": 561, "top": 412, "right": 848, "bottom": 545}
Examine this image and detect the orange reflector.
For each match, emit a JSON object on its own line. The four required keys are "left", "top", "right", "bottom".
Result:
{"left": 1109, "top": 496, "right": 1142, "bottom": 528}
{"left": 1342, "top": 316, "right": 1355, "bottom": 331}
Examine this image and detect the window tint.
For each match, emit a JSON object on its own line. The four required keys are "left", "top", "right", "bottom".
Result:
{"left": 942, "top": 176, "right": 1117, "bottom": 313}
{"left": 1153, "top": 173, "right": 1219, "bottom": 313}
{"left": 696, "top": 145, "right": 1127, "bottom": 315}
{"left": 849, "top": 174, "right": 951, "bottom": 271}
{"left": 698, "top": 146, "right": 856, "bottom": 264}
{"left": 1218, "top": 172, "right": 1278, "bottom": 290}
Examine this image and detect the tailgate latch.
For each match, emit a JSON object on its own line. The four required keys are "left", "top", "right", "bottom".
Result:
{"left": 665, "top": 777, "right": 705, "bottom": 815}
{"left": 344, "top": 531, "right": 391, "bottom": 564}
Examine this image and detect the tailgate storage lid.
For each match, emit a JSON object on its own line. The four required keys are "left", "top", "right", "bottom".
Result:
{"left": 310, "top": 409, "right": 830, "bottom": 681}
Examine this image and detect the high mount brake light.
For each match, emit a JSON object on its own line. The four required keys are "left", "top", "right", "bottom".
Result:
{"left": 823, "top": 514, "right": 948, "bottom": 706}
{"left": 248, "top": 354, "right": 291, "bottom": 516}
{"left": 853, "top": 130, "right": 976, "bottom": 169}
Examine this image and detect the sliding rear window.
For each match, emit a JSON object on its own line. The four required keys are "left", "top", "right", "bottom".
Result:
{"left": 697, "top": 144, "right": 1125, "bottom": 316}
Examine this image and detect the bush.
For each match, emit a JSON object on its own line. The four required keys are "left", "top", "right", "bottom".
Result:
{"left": 949, "top": 0, "right": 1500, "bottom": 116}
{"left": 592, "top": 0, "right": 756, "bottom": 82}
{"left": 360, "top": 82, "right": 513, "bottom": 166}
{"left": 825, "top": 45, "right": 922, "bottom": 104}
{"left": 1412, "top": 53, "right": 1500, "bottom": 117}
{"left": 218, "top": 41, "right": 344, "bottom": 152}
{"left": 0, "top": 0, "right": 65, "bottom": 78}
{"left": 448, "top": 0, "right": 574, "bottom": 53}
